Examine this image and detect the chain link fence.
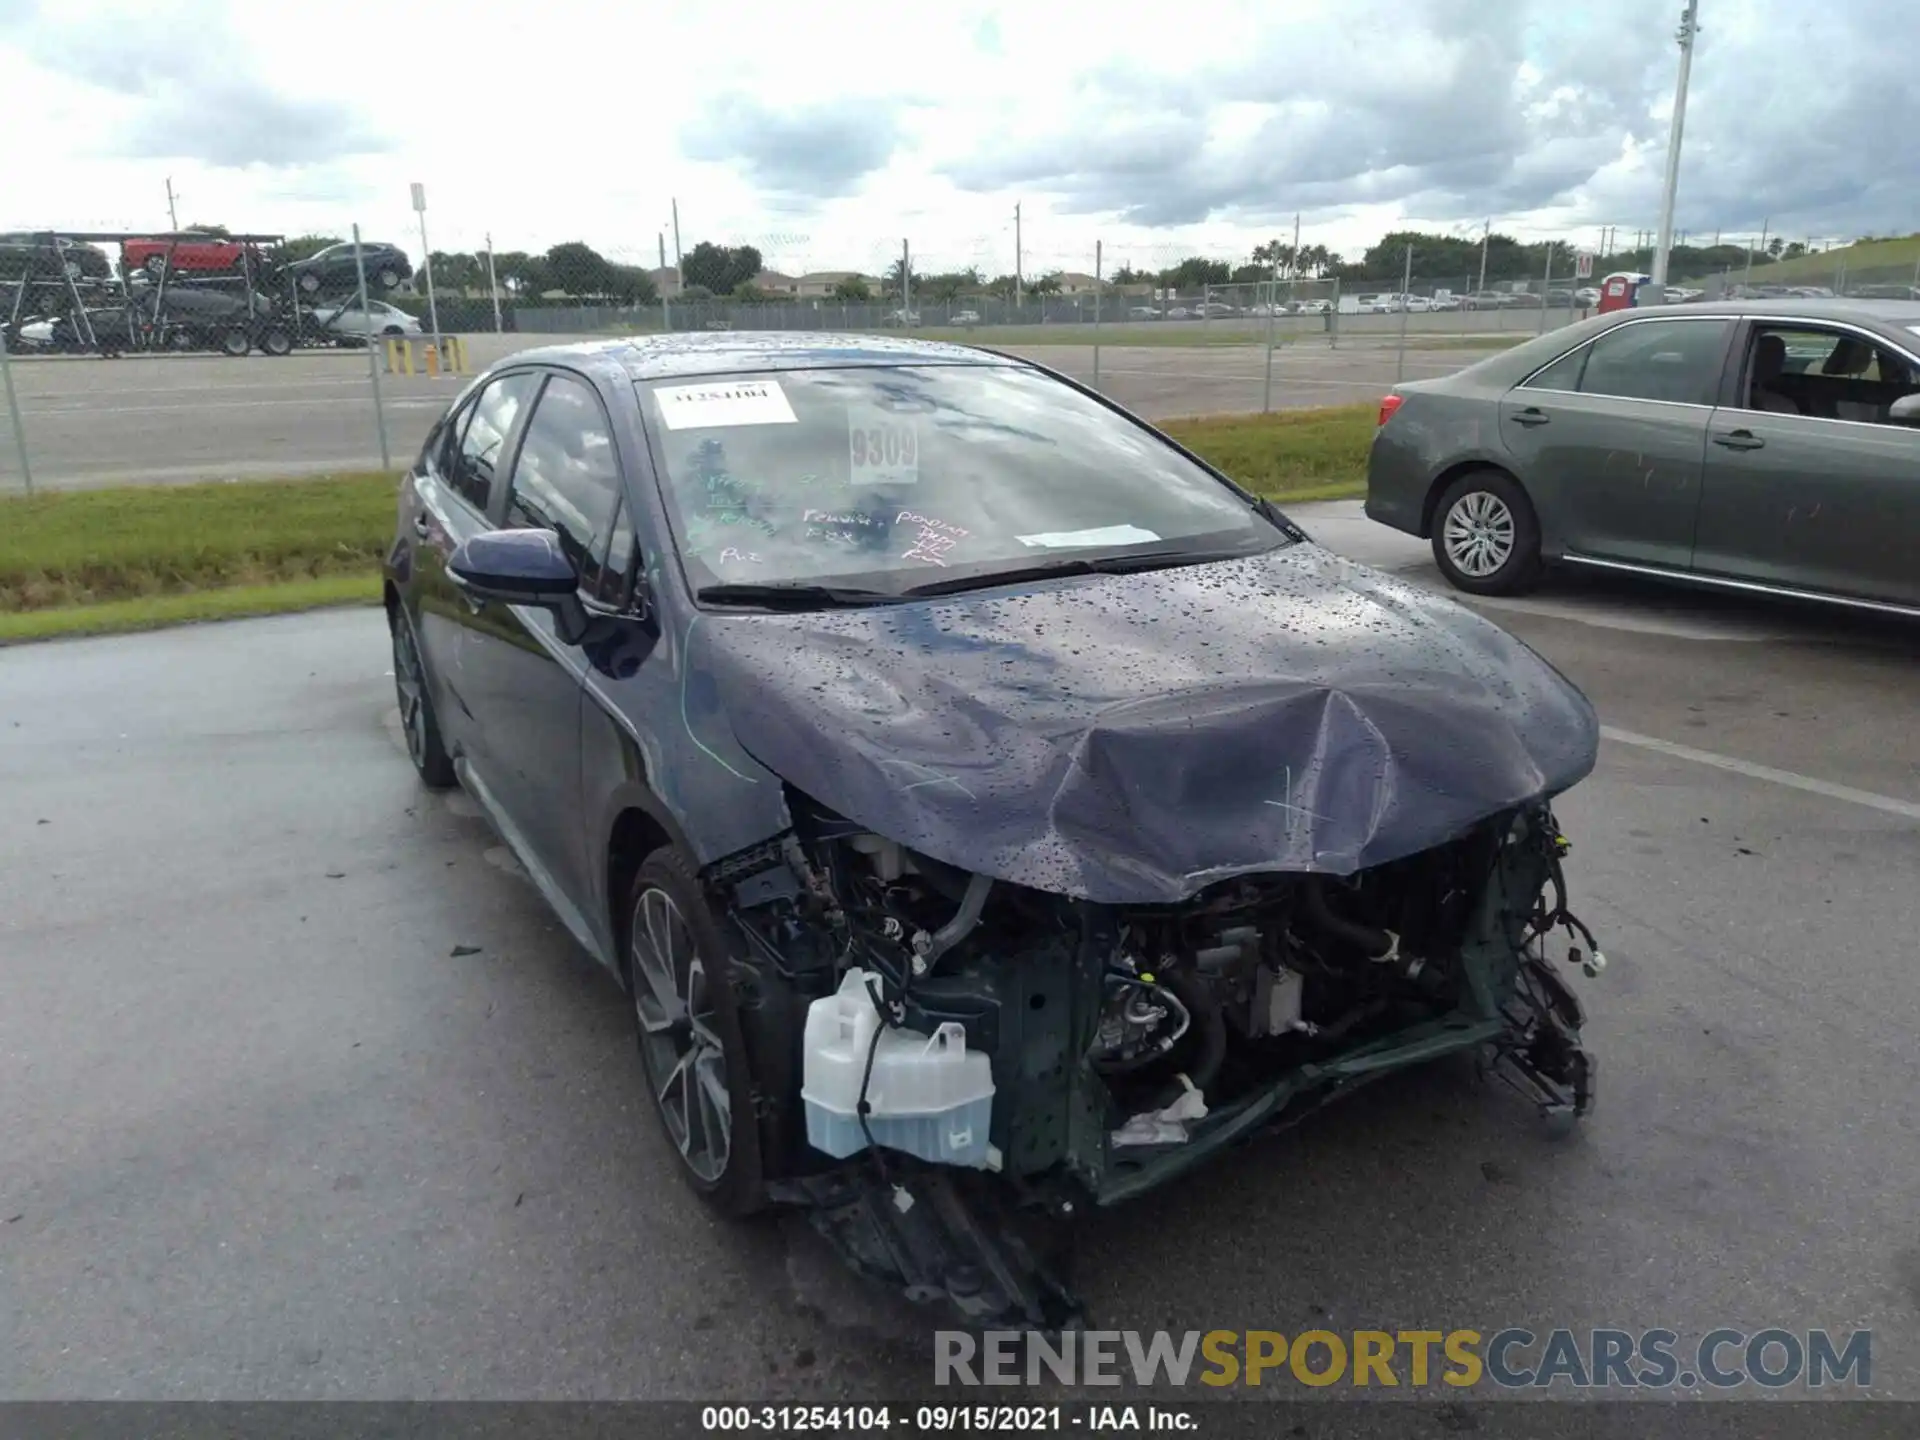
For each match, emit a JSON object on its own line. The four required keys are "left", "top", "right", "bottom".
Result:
{"left": 7, "top": 212, "right": 1911, "bottom": 493}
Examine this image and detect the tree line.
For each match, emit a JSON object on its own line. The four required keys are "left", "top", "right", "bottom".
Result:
{"left": 185, "top": 225, "right": 1863, "bottom": 307}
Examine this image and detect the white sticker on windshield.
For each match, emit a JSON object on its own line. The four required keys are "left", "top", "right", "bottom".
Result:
{"left": 846, "top": 402, "right": 920, "bottom": 485}
{"left": 654, "top": 380, "right": 797, "bottom": 431}
{"left": 1016, "top": 524, "right": 1162, "bottom": 549}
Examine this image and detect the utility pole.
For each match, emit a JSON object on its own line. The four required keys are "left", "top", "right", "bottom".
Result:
{"left": 671, "top": 199, "right": 683, "bottom": 273}
{"left": 659, "top": 233, "right": 672, "bottom": 332}
{"left": 1649, "top": 0, "right": 1701, "bottom": 292}
{"left": 1291, "top": 211, "right": 1301, "bottom": 281}
{"left": 1476, "top": 218, "right": 1491, "bottom": 295}
{"left": 165, "top": 177, "right": 179, "bottom": 231}
{"left": 1013, "top": 201, "right": 1024, "bottom": 309}
{"left": 902, "top": 238, "right": 912, "bottom": 321}
{"left": 485, "top": 231, "right": 502, "bottom": 333}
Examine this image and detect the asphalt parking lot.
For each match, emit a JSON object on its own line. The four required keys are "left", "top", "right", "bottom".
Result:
{"left": 0, "top": 335, "right": 1502, "bottom": 490}
{"left": 4, "top": 513, "right": 1918, "bottom": 1405}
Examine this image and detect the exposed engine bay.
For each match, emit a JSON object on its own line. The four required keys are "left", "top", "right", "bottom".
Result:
{"left": 710, "top": 788, "right": 1601, "bottom": 1329}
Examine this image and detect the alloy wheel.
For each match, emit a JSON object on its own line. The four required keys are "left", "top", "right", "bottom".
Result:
{"left": 1442, "top": 490, "right": 1517, "bottom": 578}
{"left": 630, "top": 887, "right": 733, "bottom": 1183}
{"left": 391, "top": 614, "right": 430, "bottom": 768}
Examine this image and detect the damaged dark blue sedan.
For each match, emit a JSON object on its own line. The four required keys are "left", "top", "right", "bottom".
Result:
{"left": 385, "top": 333, "right": 1606, "bottom": 1328}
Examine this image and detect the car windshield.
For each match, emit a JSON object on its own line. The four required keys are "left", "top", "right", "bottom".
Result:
{"left": 638, "top": 364, "right": 1285, "bottom": 598}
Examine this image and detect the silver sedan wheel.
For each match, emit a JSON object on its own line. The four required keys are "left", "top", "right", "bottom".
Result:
{"left": 630, "top": 888, "right": 732, "bottom": 1183}
{"left": 1442, "top": 490, "right": 1517, "bottom": 578}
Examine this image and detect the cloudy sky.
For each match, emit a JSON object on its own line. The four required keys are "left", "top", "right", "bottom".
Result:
{"left": 0, "top": 0, "right": 1908, "bottom": 276}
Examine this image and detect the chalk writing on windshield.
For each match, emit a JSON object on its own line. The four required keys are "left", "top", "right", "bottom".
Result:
{"left": 897, "top": 510, "right": 970, "bottom": 567}
{"left": 801, "top": 508, "right": 885, "bottom": 548}
{"left": 683, "top": 440, "right": 778, "bottom": 551}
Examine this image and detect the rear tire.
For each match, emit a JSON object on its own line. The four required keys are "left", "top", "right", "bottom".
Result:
{"left": 376, "top": 266, "right": 400, "bottom": 290}
{"left": 390, "top": 605, "right": 456, "bottom": 789}
{"left": 219, "top": 327, "right": 251, "bottom": 358}
{"left": 258, "top": 326, "right": 293, "bottom": 357}
{"left": 1430, "top": 469, "right": 1543, "bottom": 596}
{"left": 624, "top": 847, "right": 768, "bottom": 1218}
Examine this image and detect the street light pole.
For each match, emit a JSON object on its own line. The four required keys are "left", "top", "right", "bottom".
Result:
{"left": 1649, "top": 0, "right": 1701, "bottom": 292}
{"left": 411, "top": 182, "right": 441, "bottom": 340}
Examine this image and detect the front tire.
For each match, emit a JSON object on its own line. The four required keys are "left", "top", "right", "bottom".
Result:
{"left": 391, "top": 605, "right": 456, "bottom": 788}
{"left": 625, "top": 848, "right": 767, "bottom": 1217}
{"left": 1431, "top": 469, "right": 1543, "bottom": 596}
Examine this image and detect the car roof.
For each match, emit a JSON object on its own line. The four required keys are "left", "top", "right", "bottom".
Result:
{"left": 1656, "top": 297, "right": 1920, "bottom": 323}
{"left": 502, "top": 330, "right": 1018, "bottom": 382}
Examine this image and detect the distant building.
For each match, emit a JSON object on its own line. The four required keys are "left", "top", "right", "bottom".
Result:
{"left": 751, "top": 270, "right": 800, "bottom": 296}
{"left": 1053, "top": 271, "right": 1103, "bottom": 295}
{"left": 648, "top": 266, "right": 681, "bottom": 298}
{"left": 794, "top": 270, "right": 866, "bottom": 298}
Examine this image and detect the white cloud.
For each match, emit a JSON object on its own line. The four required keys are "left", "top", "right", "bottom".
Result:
{"left": 0, "top": 0, "right": 1911, "bottom": 276}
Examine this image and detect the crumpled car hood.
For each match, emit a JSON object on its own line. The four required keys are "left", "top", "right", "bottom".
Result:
{"left": 697, "top": 542, "right": 1599, "bottom": 903}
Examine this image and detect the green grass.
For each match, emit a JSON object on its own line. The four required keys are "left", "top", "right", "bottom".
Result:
{"left": 0, "top": 471, "right": 397, "bottom": 611}
{"left": 1163, "top": 405, "right": 1375, "bottom": 501}
{"left": 1400, "top": 334, "right": 1531, "bottom": 352}
{"left": 1679, "top": 234, "right": 1920, "bottom": 286}
{"left": 1, "top": 406, "right": 1375, "bottom": 642}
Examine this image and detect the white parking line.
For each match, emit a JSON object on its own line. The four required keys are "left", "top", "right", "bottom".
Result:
{"left": 1600, "top": 726, "right": 1920, "bottom": 821}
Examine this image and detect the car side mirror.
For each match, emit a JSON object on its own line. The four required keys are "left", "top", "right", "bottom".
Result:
{"left": 448, "top": 528, "right": 592, "bottom": 643}
{"left": 1888, "top": 394, "right": 1920, "bottom": 427}
{"left": 449, "top": 527, "right": 578, "bottom": 602}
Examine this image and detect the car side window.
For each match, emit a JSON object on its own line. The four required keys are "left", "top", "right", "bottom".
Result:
{"left": 1520, "top": 346, "right": 1588, "bottom": 393}
{"left": 1573, "top": 319, "right": 1731, "bottom": 406}
{"left": 1739, "top": 324, "right": 1920, "bottom": 424}
{"left": 416, "top": 401, "right": 466, "bottom": 476}
{"left": 503, "top": 373, "right": 626, "bottom": 583}
{"left": 449, "top": 372, "right": 537, "bottom": 511}
{"left": 589, "top": 500, "right": 638, "bottom": 607}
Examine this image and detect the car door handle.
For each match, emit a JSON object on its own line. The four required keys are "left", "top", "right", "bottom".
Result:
{"left": 1508, "top": 408, "right": 1551, "bottom": 426}
{"left": 1713, "top": 430, "right": 1765, "bottom": 451}
{"left": 411, "top": 513, "right": 432, "bottom": 539}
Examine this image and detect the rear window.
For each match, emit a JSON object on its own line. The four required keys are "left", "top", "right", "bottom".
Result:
{"left": 637, "top": 365, "right": 1279, "bottom": 593}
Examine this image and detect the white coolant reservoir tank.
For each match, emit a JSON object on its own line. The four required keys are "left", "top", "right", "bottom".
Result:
{"left": 801, "top": 968, "right": 998, "bottom": 1169}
